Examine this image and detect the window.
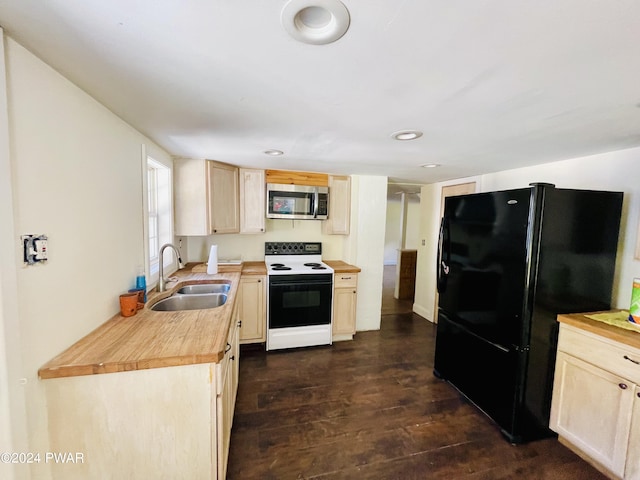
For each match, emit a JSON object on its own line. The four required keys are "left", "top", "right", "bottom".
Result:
{"left": 145, "top": 155, "right": 173, "bottom": 285}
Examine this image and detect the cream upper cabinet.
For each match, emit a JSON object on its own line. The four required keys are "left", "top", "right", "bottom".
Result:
{"left": 322, "top": 175, "right": 351, "bottom": 235}
{"left": 550, "top": 323, "right": 640, "bottom": 479}
{"left": 332, "top": 272, "right": 357, "bottom": 340}
{"left": 238, "top": 275, "right": 266, "bottom": 343}
{"left": 174, "top": 157, "right": 210, "bottom": 236}
{"left": 174, "top": 158, "right": 239, "bottom": 235}
{"left": 239, "top": 168, "right": 266, "bottom": 234}
{"left": 209, "top": 161, "right": 240, "bottom": 234}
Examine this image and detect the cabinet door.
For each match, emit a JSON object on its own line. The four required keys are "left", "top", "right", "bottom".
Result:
{"left": 217, "top": 361, "right": 232, "bottom": 480}
{"left": 217, "top": 318, "right": 239, "bottom": 480}
{"left": 239, "top": 168, "right": 266, "bottom": 233}
{"left": 550, "top": 352, "right": 634, "bottom": 477}
{"left": 208, "top": 161, "right": 240, "bottom": 234}
{"left": 174, "top": 158, "right": 210, "bottom": 235}
{"left": 323, "top": 175, "right": 351, "bottom": 235}
{"left": 625, "top": 386, "right": 640, "bottom": 479}
{"left": 239, "top": 275, "right": 266, "bottom": 343}
{"left": 333, "top": 288, "right": 357, "bottom": 336}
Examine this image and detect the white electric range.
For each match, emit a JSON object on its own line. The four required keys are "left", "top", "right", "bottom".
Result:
{"left": 264, "top": 242, "right": 334, "bottom": 351}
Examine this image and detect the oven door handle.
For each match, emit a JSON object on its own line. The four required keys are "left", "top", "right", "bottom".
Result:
{"left": 270, "top": 280, "right": 333, "bottom": 287}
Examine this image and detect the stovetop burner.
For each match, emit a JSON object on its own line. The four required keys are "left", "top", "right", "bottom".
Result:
{"left": 264, "top": 241, "right": 334, "bottom": 276}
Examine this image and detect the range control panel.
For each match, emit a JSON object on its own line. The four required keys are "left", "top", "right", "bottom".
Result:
{"left": 264, "top": 242, "right": 322, "bottom": 255}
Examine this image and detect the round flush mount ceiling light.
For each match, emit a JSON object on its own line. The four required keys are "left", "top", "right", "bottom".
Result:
{"left": 392, "top": 130, "right": 423, "bottom": 141}
{"left": 281, "top": 0, "right": 351, "bottom": 45}
{"left": 420, "top": 163, "right": 441, "bottom": 168}
{"left": 264, "top": 149, "right": 284, "bottom": 156}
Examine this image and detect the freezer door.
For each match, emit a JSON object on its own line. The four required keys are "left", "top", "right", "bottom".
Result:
{"left": 438, "top": 189, "right": 532, "bottom": 349}
{"left": 434, "top": 312, "right": 522, "bottom": 440}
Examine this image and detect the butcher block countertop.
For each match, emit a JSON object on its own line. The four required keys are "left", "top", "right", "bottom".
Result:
{"left": 558, "top": 310, "right": 640, "bottom": 350}
{"left": 325, "top": 260, "right": 361, "bottom": 273}
{"left": 38, "top": 264, "right": 243, "bottom": 380}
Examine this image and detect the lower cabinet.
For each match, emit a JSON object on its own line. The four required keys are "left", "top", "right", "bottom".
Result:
{"left": 216, "top": 309, "right": 240, "bottom": 479}
{"left": 239, "top": 274, "right": 266, "bottom": 344}
{"left": 332, "top": 273, "right": 358, "bottom": 341}
{"left": 43, "top": 319, "right": 241, "bottom": 480}
{"left": 550, "top": 323, "right": 640, "bottom": 479}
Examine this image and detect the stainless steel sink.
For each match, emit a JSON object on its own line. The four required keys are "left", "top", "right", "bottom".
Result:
{"left": 176, "top": 283, "right": 230, "bottom": 295}
{"left": 150, "top": 293, "right": 227, "bottom": 311}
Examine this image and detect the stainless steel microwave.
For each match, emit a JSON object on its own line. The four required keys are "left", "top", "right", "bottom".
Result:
{"left": 266, "top": 183, "right": 329, "bottom": 220}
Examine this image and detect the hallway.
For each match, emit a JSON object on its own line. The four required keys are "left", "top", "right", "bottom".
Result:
{"left": 381, "top": 264, "right": 414, "bottom": 316}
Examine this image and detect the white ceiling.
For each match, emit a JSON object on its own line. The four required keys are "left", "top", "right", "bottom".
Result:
{"left": 1, "top": 0, "right": 639, "bottom": 185}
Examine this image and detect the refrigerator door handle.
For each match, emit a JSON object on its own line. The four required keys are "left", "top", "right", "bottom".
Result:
{"left": 437, "top": 216, "right": 451, "bottom": 293}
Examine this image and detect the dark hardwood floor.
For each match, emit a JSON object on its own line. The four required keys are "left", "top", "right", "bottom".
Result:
{"left": 227, "top": 267, "right": 605, "bottom": 479}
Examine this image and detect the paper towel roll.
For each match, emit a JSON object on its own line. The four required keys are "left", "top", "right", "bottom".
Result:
{"left": 207, "top": 245, "right": 218, "bottom": 274}
{"left": 630, "top": 278, "right": 640, "bottom": 323}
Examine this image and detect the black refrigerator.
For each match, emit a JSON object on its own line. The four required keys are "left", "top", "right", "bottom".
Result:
{"left": 433, "top": 183, "right": 623, "bottom": 443}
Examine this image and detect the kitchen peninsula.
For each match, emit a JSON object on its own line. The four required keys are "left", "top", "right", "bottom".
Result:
{"left": 39, "top": 264, "right": 243, "bottom": 480}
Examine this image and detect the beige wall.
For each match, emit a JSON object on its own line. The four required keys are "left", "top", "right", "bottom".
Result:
{"left": 344, "top": 175, "right": 387, "bottom": 332}
{"left": 384, "top": 197, "right": 421, "bottom": 265}
{"left": 186, "top": 219, "right": 346, "bottom": 262}
{"left": 2, "top": 35, "right": 172, "bottom": 479}
{"left": 0, "top": 29, "right": 23, "bottom": 480}
{"left": 414, "top": 148, "right": 640, "bottom": 322}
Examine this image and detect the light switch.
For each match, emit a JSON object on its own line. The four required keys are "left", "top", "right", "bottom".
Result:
{"left": 22, "top": 234, "right": 48, "bottom": 265}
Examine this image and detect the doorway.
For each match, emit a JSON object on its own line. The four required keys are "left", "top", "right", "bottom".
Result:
{"left": 383, "top": 182, "right": 423, "bottom": 313}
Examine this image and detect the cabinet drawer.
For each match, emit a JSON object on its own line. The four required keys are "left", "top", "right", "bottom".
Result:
{"left": 558, "top": 324, "right": 640, "bottom": 384}
{"left": 334, "top": 274, "right": 357, "bottom": 289}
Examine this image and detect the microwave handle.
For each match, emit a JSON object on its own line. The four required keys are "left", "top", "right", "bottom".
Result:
{"left": 313, "top": 189, "right": 319, "bottom": 218}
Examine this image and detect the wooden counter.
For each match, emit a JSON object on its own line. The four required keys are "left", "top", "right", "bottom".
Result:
{"left": 39, "top": 264, "right": 242, "bottom": 380}
{"left": 325, "top": 260, "right": 361, "bottom": 273}
{"left": 557, "top": 310, "right": 640, "bottom": 350}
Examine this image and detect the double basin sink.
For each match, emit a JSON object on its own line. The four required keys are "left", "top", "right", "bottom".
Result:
{"left": 150, "top": 282, "right": 230, "bottom": 311}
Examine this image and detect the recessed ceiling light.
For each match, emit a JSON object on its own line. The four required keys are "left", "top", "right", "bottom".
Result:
{"left": 281, "top": 0, "right": 350, "bottom": 45}
{"left": 392, "top": 130, "right": 423, "bottom": 141}
{"left": 264, "top": 149, "right": 284, "bottom": 156}
{"left": 420, "top": 163, "right": 440, "bottom": 168}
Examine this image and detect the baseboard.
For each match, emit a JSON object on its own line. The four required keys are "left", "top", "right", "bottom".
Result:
{"left": 412, "top": 303, "right": 434, "bottom": 323}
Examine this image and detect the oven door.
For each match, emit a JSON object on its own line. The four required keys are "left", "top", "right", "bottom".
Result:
{"left": 268, "top": 274, "right": 333, "bottom": 328}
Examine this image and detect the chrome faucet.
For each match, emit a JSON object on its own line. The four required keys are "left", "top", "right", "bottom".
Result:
{"left": 158, "top": 243, "right": 184, "bottom": 293}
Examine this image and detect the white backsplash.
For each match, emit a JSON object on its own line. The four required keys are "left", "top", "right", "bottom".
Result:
{"left": 186, "top": 218, "right": 346, "bottom": 263}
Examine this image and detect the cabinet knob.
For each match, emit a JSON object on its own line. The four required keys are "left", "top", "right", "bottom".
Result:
{"left": 230, "top": 355, "right": 235, "bottom": 361}
{"left": 258, "top": 279, "right": 261, "bottom": 283}
{"left": 619, "top": 383, "right": 628, "bottom": 390}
